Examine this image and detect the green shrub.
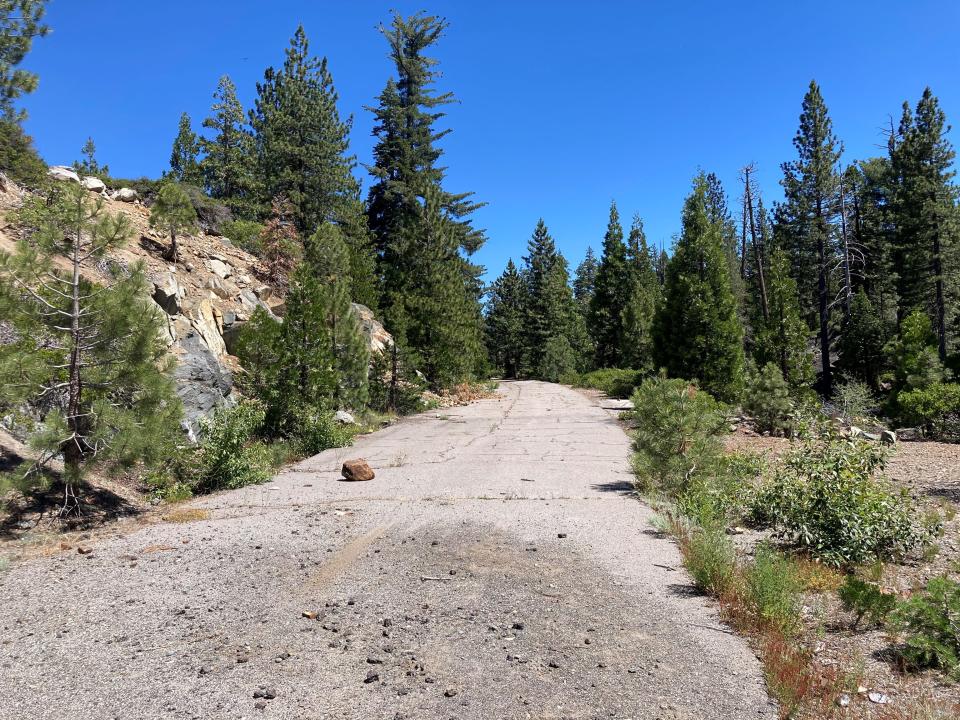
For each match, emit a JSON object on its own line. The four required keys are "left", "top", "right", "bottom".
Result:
{"left": 751, "top": 423, "right": 930, "bottom": 566}
{"left": 0, "top": 119, "right": 47, "bottom": 187}
{"left": 838, "top": 576, "right": 896, "bottom": 629}
{"left": 367, "top": 348, "right": 427, "bottom": 415}
{"left": 220, "top": 219, "right": 265, "bottom": 256}
{"left": 891, "top": 576, "right": 960, "bottom": 680}
{"left": 744, "top": 362, "right": 794, "bottom": 435}
{"left": 630, "top": 376, "right": 728, "bottom": 495}
{"left": 192, "top": 402, "right": 271, "bottom": 492}
{"left": 685, "top": 524, "right": 736, "bottom": 597}
{"left": 576, "top": 368, "right": 646, "bottom": 398}
{"left": 744, "top": 545, "right": 801, "bottom": 635}
{"left": 294, "top": 407, "right": 354, "bottom": 456}
{"left": 897, "top": 382, "right": 960, "bottom": 438}
{"left": 832, "top": 377, "right": 878, "bottom": 425}
{"left": 537, "top": 336, "right": 578, "bottom": 383}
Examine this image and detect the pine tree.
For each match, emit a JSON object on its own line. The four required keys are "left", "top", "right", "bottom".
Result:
{"left": 653, "top": 174, "right": 745, "bottom": 402}
{"left": 168, "top": 112, "right": 202, "bottom": 186}
{"left": 845, "top": 159, "right": 898, "bottom": 330}
{"left": 200, "top": 75, "right": 258, "bottom": 218}
{"left": 621, "top": 214, "right": 659, "bottom": 371}
{"left": 251, "top": 26, "right": 358, "bottom": 234}
{"left": 838, "top": 289, "right": 886, "bottom": 390}
{"left": 573, "top": 246, "right": 598, "bottom": 318}
{"left": 365, "top": 12, "right": 486, "bottom": 385}
{"left": 0, "top": 182, "right": 181, "bottom": 512}
{"left": 889, "top": 88, "right": 958, "bottom": 361}
{"left": 149, "top": 182, "right": 197, "bottom": 263}
{"left": 524, "top": 219, "right": 590, "bottom": 379}
{"left": 485, "top": 259, "right": 528, "bottom": 378}
{"left": 589, "top": 202, "right": 632, "bottom": 367}
{"left": 306, "top": 224, "right": 370, "bottom": 409}
{"left": 704, "top": 172, "right": 746, "bottom": 316}
{"left": 753, "top": 249, "right": 814, "bottom": 392}
{"left": 776, "top": 81, "right": 843, "bottom": 395}
{"left": 74, "top": 136, "right": 108, "bottom": 177}
{"left": 0, "top": 0, "right": 48, "bottom": 119}
{"left": 257, "top": 195, "right": 300, "bottom": 292}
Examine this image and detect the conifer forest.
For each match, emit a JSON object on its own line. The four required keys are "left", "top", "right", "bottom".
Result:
{"left": 1, "top": 4, "right": 960, "bottom": 719}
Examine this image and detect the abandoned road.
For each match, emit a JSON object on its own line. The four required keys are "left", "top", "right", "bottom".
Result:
{"left": 0, "top": 381, "right": 776, "bottom": 720}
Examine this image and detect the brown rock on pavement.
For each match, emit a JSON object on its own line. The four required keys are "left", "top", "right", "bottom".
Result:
{"left": 341, "top": 459, "right": 375, "bottom": 482}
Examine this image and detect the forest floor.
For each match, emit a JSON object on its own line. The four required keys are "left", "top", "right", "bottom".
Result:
{"left": 724, "top": 430, "right": 960, "bottom": 719}
{"left": 0, "top": 380, "right": 777, "bottom": 720}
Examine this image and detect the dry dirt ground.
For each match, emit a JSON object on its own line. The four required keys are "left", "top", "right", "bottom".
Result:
{"left": 0, "top": 381, "right": 778, "bottom": 720}
{"left": 726, "top": 431, "right": 960, "bottom": 716}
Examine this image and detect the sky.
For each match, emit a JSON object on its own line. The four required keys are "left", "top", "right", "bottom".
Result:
{"left": 18, "top": 1, "right": 960, "bottom": 283}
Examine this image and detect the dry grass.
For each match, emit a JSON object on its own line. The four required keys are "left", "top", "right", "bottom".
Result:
{"left": 792, "top": 555, "right": 846, "bottom": 593}
{"left": 161, "top": 508, "right": 210, "bottom": 523}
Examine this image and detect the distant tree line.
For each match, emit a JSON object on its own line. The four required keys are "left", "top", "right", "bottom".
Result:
{"left": 486, "top": 81, "right": 960, "bottom": 428}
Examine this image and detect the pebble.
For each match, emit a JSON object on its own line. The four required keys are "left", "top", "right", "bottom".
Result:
{"left": 364, "top": 670, "right": 379, "bottom": 684}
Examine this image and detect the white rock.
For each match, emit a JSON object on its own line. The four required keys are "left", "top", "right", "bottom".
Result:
{"left": 48, "top": 165, "right": 80, "bottom": 183}
{"left": 81, "top": 176, "right": 106, "bottom": 193}
{"left": 334, "top": 410, "right": 357, "bottom": 425}
{"left": 208, "top": 258, "right": 232, "bottom": 279}
{"left": 115, "top": 187, "right": 138, "bottom": 202}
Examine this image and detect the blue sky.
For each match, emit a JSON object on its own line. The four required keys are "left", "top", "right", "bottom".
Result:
{"left": 19, "top": 1, "right": 960, "bottom": 282}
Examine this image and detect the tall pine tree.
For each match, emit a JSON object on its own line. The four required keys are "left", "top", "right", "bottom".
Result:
{"left": 251, "top": 26, "right": 358, "bottom": 234}
{"left": 365, "top": 12, "right": 486, "bottom": 385}
{"left": 589, "top": 202, "right": 631, "bottom": 367}
{"left": 168, "top": 112, "right": 202, "bottom": 186}
{"left": 200, "top": 75, "right": 258, "bottom": 218}
{"left": 889, "top": 87, "right": 958, "bottom": 361}
{"left": 621, "top": 214, "right": 659, "bottom": 371}
{"left": 485, "top": 259, "right": 528, "bottom": 378}
{"left": 653, "top": 174, "right": 745, "bottom": 402}
{"left": 523, "top": 220, "right": 588, "bottom": 380}
{"left": 776, "top": 81, "right": 842, "bottom": 395}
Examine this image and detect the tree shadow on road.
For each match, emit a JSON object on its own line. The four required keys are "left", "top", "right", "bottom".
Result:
{"left": 590, "top": 480, "right": 635, "bottom": 494}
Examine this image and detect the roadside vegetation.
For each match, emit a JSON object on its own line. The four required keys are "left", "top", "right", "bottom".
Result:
{"left": 628, "top": 374, "right": 959, "bottom": 719}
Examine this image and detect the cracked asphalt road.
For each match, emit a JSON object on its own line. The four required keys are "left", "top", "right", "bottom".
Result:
{"left": 0, "top": 380, "right": 776, "bottom": 719}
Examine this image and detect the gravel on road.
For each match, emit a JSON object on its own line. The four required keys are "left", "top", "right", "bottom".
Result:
{"left": 0, "top": 380, "right": 776, "bottom": 720}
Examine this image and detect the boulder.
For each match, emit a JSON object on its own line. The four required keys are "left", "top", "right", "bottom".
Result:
{"left": 114, "top": 187, "right": 138, "bottom": 202}
{"left": 82, "top": 176, "right": 106, "bottom": 193}
{"left": 187, "top": 298, "right": 227, "bottom": 358}
{"left": 208, "top": 258, "right": 232, "bottom": 279}
{"left": 352, "top": 303, "right": 393, "bottom": 354}
{"left": 334, "top": 410, "right": 357, "bottom": 425}
{"left": 48, "top": 166, "right": 80, "bottom": 183}
{"left": 205, "top": 276, "right": 240, "bottom": 300}
{"left": 173, "top": 332, "right": 233, "bottom": 436}
{"left": 152, "top": 272, "right": 184, "bottom": 315}
{"left": 341, "top": 459, "right": 375, "bottom": 482}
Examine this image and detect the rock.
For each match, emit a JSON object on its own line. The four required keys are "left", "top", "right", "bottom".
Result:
{"left": 342, "top": 459, "right": 375, "bottom": 482}
{"left": 302, "top": 611, "right": 318, "bottom": 619}
{"left": 254, "top": 700, "right": 267, "bottom": 710}
{"left": 205, "top": 276, "right": 240, "bottom": 300}
{"left": 48, "top": 166, "right": 80, "bottom": 183}
{"left": 334, "top": 410, "right": 357, "bottom": 425}
{"left": 443, "top": 688, "right": 458, "bottom": 698}
{"left": 208, "top": 258, "right": 232, "bottom": 279}
{"left": 81, "top": 176, "right": 106, "bottom": 193}
{"left": 880, "top": 429, "right": 897, "bottom": 445}
{"left": 77, "top": 546, "right": 93, "bottom": 555}
{"left": 868, "top": 692, "right": 890, "bottom": 705}
{"left": 364, "top": 670, "right": 379, "bottom": 684}
{"left": 152, "top": 273, "right": 184, "bottom": 315}
{"left": 187, "top": 299, "right": 227, "bottom": 358}
{"left": 352, "top": 303, "right": 393, "bottom": 354}
{"left": 173, "top": 332, "right": 233, "bottom": 436}
{"left": 114, "top": 187, "right": 138, "bottom": 202}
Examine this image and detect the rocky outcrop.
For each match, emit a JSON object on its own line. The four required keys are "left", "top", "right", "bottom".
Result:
{"left": 48, "top": 166, "right": 80, "bottom": 183}
{"left": 82, "top": 176, "right": 106, "bottom": 193}
{"left": 1, "top": 168, "right": 395, "bottom": 439}
{"left": 353, "top": 303, "right": 393, "bottom": 353}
